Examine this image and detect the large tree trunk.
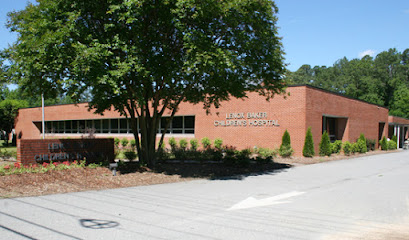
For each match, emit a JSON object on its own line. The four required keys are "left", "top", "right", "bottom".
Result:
{"left": 125, "top": 96, "right": 183, "bottom": 168}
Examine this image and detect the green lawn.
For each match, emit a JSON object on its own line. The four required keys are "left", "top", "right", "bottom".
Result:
{"left": 0, "top": 140, "right": 17, "bottom": 159}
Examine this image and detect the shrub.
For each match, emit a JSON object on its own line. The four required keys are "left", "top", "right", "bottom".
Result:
{"left": 224, "top": 145, "right": 237, "bottom": 157}
{"left": 380, "top": 137, "right": 388, "bottom": 151}
{"left": 343, "top": 141, "right": 352, "bottom": 155}
{"left": 235, "top": 149, "right": 252, "bottom": 167}
{"left": 331, "top": 140, "right": 343, "bottom": 154}
{"left": 319, "top": 131, "right": 331, "bottom": 156}
{"left": 279, "top": 145, "right": 294, "bottom": 158}
{"left": 121, "top": 138, "right": 129, "bottom": 148}
{"left": 257, "top": 148, "right": 277, "bottom": 159}
{"left": 201, "top": 137, "right": 211, "bottom": 149}
{"left": 279, "top": 130, "right": 293, "bottom": 158}
{"left": 391, "top": 135, "right": 397, "bottom": 143}
{"left": 0, "top": 149, "right": 12, "bottom": 160}
{"left": 173, "top": 148, "right": 188, "bottom": 160}
{"left": 158, "top": 141, "right": 165, "bottom": 151}
{"left": 303, "top": 127, "right": 315, "bottom": 157}
{"left": 130, "top": 139, "right": 136, "bottom": 149}
{"left": 357, "top": 134, "right": 367, "bottom": 153}
{"left": 114, "top": 137, "right": 120, "bottom": 148}
{"left": 351, "top": 142, "right": 360, "bottom": 154}
{"left": 168, "top": 137, "right": 178, "bottom": 151}
{"left": 190, "top": 139, "right": 199, "bottom": 151}
{"left": 214, "top": 138, "right": 223, "bottom": 150}
{"left": 356, "top": 139, "right": 367, "bottom": 153}
{"left": 281, "top": 130, "right": 291, "bottom": 147}
{"left": 388, "top": 140, "right": 397, "bottom": 150}
{"left": 179, "top": 139, "right": 188, "bottom": 151}
{"left": 366, "top": 139, "right": 376, "bottom": 151}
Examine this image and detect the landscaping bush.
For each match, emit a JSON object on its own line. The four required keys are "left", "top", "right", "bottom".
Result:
{"left": 0, "top": 160, "right": 86, "bottom": 176}
{"left": 319, "top": 131, "right": 331, "bottom": 156}
{"left": 121, "top": 138, "right": 129, "bottom": 148}
{"left": 0, "top": 149, "right": 13, "bottom": 160}
{"left": 190, "top": 139, "right": 199, "bottom": 151}
{"left": 168, "top": 137, "right": 178, "bottom": 151}
{"left": 366, "top": 139, "right": 376, "bottom": 151}
{"left": 380, "top": 137, "right": 388, "bottom": 151}
{"left": 235, "top": 149, "right": 252, "bottom": 167}
{"left": 201, "top": 137, "right": 212, "bottom": 149}
{"left": 279, "top": 130, "right": 293, "bottom": 158}
{"left": 173, "top": 148, "right": 187, "bottom": 161}
{"left": 357, "top": 139, "right": 367, "bottom": 153}
{"left": 256, "top": 148, "right": 277, "bottom": 159}
{"left": 114, "top": 137, "right": 120, "bottom": 148}
{"left": 124, "top": 151, "right": 137, "bottom": 161}
{"left": 331, "top": 140, "right": 343, "bottom": 154}
{"left": 214, "top": 138, "right": 223, "bottom": 150}
{"left": 357, "top": 134, "right": 367, "bottom": 153}
{"left": 130, "top": 139, "right": 136, "bottom": 149}
{"left": 279, "top": 145, "right": 294, "bottom": 158}
{"left": 391, "top": 135, "right": 397, "bottom": 143}
{"left": 343, "top": 141, "right": 352, "bottom": 155}
{"left": 224, "top": 145, "right": 237, "bottom": 157}
{"left": 179, "top": 139, "right": 188, "bottom": 151}
{"left": 303, "top": 127, "right": 315, "bottom": 157}
{"left": 211, "top": 149, "right": 223, "bottom": 161}
{"left": 388, "top": 140, "right": 397, "bottom": 150}
{"left": 351, "top": 142, "right": 360, "bottom": 154}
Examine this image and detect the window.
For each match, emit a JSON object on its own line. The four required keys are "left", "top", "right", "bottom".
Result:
{"left": 37, "top": 116, "right": 195, "bottom": 135}
{"left": 72, "top": 120, "right": 78, "bottom": 133}
{"left": 110, "top": 119, "right": 119, "bottom": 133}
{"left": 65, "top": 121, "right": 72, "bottom": 133}
{"left": 119, "top": 119, "right": 128, "bottom": 133}
{"left": 94, "top": 120, "right": 101, "bottom": 133}
{"left": 102, "top": 119, "right": 110, "bottom": 133}
{"left": 160, "top": 117, "right": 171, "bottom": 133}
{"left": 184, "top": 116, "right": 195, "bottom": 134}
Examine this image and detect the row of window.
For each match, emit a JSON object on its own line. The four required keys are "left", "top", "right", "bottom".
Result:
{"left": 36, "top": 116, "right": 195, "bottom": 135}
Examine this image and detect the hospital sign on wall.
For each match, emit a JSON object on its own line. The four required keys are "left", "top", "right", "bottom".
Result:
{"left": 214, "top": 112, "right": 279, "bottom": 127}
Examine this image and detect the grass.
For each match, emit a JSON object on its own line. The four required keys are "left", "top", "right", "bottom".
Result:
{"left": 0, "top": 140, "right": 17, "bottom": 159}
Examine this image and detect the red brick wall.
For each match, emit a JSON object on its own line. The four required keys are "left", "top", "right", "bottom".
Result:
{"left": 15, "top": 85, "right": 391, "bottom": 157}
{"left": 305, "top": 87, "right": 389, "bottom": 154}
{"left": 17, "top": 139, "right": 114, "bottom": 165}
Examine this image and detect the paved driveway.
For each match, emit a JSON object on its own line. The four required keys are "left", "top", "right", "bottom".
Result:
{"left": 1, "top": 150, "right": 409, "bottom": 239}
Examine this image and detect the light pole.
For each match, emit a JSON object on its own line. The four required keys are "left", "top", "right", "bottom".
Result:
{"left": 42, "top": 92, "right": 45, "bottom": 140}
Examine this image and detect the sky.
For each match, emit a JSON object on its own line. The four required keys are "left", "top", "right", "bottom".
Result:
{"left": 0, "top": 0, "right": 409, "bottom": 72}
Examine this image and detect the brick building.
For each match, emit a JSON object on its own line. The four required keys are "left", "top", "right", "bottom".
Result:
{"left": 15, "top": 85, "right": 409, "bottom": 156}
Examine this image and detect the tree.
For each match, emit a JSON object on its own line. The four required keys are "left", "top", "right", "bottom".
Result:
{"left": 0, "top": 99, "right": 28, "bottom": 146}
{"left": 390, "top": 84, "right": 409, "bottom": 118}
{"left": 5, "top": 0, "right": 286, "bottom": 166}
{"left": 285, "top": 48, "right": 409, "bottom": 116}
{"left": 279, "top": 130, "right": 293, "bottom": 157}
{"left": 319, "top": 131, "right": 331, "bottom": 156}
{"left": 302, "top": 127, "right": 314, "bottom": 157}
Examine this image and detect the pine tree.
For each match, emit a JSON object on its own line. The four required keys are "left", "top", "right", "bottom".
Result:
{"left": 303, "top": 127, "right": 315, "bottom": 157}
{"left": 380, "top": 136, "right": 388, "bottom": 151}
{"left": 319, "top": 131, "right": 331, "bottom": 156}
{"left": 358, "top": 133, "right": 367, "bottom": 153}
{"left": 279, "top": 130, "right": 293, "bottom": 157}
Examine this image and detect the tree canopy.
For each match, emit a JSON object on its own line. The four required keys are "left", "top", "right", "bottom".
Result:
{"left": 0, "top": 99, "right": 28, "bottom": 146}
{"left": 5, "top": 0, "right": 286, "bottom": 166}
{"left": 286, "top": 48, "right": 409, "bottom": 119}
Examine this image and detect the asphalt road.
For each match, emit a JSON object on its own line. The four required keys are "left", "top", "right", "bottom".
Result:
{"left": 1, "top": 150, "right": 409, "bottom": 240}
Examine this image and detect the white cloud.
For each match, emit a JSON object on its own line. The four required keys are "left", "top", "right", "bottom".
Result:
{"left": 358, "top": 49, "right": 376, "bottom": 59}
{"left": 404, "top": 9, "right": 409, "bottom": 14}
